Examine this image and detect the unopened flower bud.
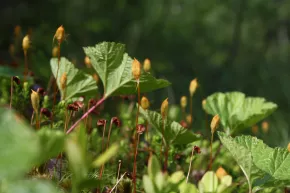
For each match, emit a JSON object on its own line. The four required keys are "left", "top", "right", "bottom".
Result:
{"left": 97, "top": 119, "right": 107, "bottom": 126}
{"left": 52, "top": 46, "right": 59, "bottom": 57}
{"left": 210, "top": 115, "right": 220, "bottom": 134}
{"left": 84, "top": 56, "right": 91, "bottom": 68}
{"left": 161, "top": 98, "right": 169, "bottom": 119}
{"left": 143, "top": 58, "right": 151, "bottom": 72}
{"left": 141, "top": 96, "right": 150, "bottom": 110}
{"left": 189, "top": 78, "right": 198, "bottom": 96}
{"left": 54, "top": 25, "right": 65, "bottom": 43}
{"left": 262, "top": 121, "right": 269, "bottom": 133}
{"left": 186, "top": 114, "right": 192, "bottom": 124}
{"left": 31, "top": 90, "right": 40, "bottom": 113}
{"left": 288, "top": 143, "right": 290, "bottom": 152}
{"left": 202, "top": 99, "right": 206, "bottom": 110}
{"left": 92, "top": 73, "right": 99, "bottom": 84}
{"left": 180, "top": 96, "right": 187, "bottom": 108}
{"left": 111, "top": 117, "right": 121, "bottom": 127}
{"left": 216, "top": 167, "right": 228, "bottom": 180}
{"left": 60, "top": 72, "right": 67, "bottom": 91}
{"left": 132, "top": 58, "right": 141, "bottom": 80}
{"left": 22, "top": 35, "right": 30, "bottom": 51}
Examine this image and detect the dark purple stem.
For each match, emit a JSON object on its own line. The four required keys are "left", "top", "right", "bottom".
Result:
{"left": 66, "top": 97, "right": 106, "bottom": 134}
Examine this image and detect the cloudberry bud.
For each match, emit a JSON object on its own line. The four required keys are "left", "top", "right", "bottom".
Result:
{"left": 141, "top": 96, "right": 150, "bottom": 110}
{"left": 189, "top": 78, "right": 198, "bottom": 96}
{"left": 143, "top": 58, "right": 151, "bottom": 72}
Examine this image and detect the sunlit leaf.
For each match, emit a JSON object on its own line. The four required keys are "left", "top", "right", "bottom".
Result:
{"left": 91, "top": 143, "right": 119, "bottom": 168}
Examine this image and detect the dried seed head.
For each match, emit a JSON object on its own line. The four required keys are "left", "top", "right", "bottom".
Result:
{"left": 37, "top": 87, "right": 45, "bottom": 96}
{"left": 161, "top": 98, "right": 169, "bottom": 119}
{"left": 210, "top": 115, "right": 220, "bottom": 134}
{"left": 262, "top": 121, "right": 269, "bottom": 133}
{"left": 132, "top": 58, "right": 141, "bottom": 80}
{"left": 252, "top": 125, "right": 258, "bottom": 135}
{"left": 22, "top": 35, "right": 30, "bottom": 51}
{"left": 97, "top": 119, "right": 107, "bottom": 126}
{"left": 31, "top": 90, "right": 40, "bottom": 113}
{"left": 73, "top": 101, "right": 84, "bottom": 109}
{"left": 193, "top": 145, "right": 201, "bottom": 154}
{"left": 92, "top": 73, "right": 99, "bottom": 84}
{"left": 288, "top": 143, "right": 290, "bottom": 152}
{"left": 60, "top": 72, "right": 67, "bottom": 91}
{"left": 141, "top": 96, "right": 150, "bottom": 110}
{"left": 180, "top": 96, "right": 187, "bottom": 108}
{"left": 40, "top": 108, "right": 52, "bottom": 119}
{"left": 84, "top": 56, "right": 91, "bottom": 68}
{"left": 186, "top": 114, "right": 192, "bottom": 125}
{"left": 216, "top": 167, "right": 228, "bottom": 180}
{"left": 54, "top": 25, "right": 65, "bottom": 43}
{"left": 137, "top": 124, "right": 146, "bottom": 134}
{"left": 89, "top": 98, "right": 97, "bottom": 106}
{"left": 189, "top": 78, "right": 198, "bottom": 96}
{"left": 111, "top": 117, "right": 121, "bottom": 127}
{"left": 52, "top": 46, "right": 59, "bottom": 57}
{"left": 67, "top": 103, "right": 79, "bottom": 111}
{"left": 143, "top": 58, "right": 151, "bottom": 72}
{"left": 12, "top": 76, "right": 20, "bottom": 85}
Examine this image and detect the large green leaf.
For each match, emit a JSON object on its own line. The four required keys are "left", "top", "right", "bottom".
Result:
{"left": 139, "top": 106, "right": 201, "bottom": 145}
{"left": 91, "top": 143, "right": 119, "bottom": 168}
{"left": 3, "top": 179, "right": 60, "bottom": 193}
{"left": 218, "top": 132, "right": 290, "bottom": 192}
{"left": 204, "top": 92, "right": 277, "bottom": 133}
{"left": 50, "top": 57, "right": 98, "bottom": 100}
{"left": 36, "top": 128, "right": 65, "bottom": 164}
{"left": 0, "top": 108, "right": 39, "bottom": 179}
{"left": 83, "top": 42, "right": 170, "bottom": 97}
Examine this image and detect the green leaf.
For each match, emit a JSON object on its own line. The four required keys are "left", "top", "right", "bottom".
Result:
{"left": 204, "top": 92, "right": 277, "bottom": 133}
{"left": 148, "top": 155, "right": 161, "bottom": 180}
{"left": 0, "top": 108, "right": 39, "bottom": 179}
{"left": 50, "top": 57, "right": 98, "bottom": 100}
{"left": 218, "top": 132, "right": 290, "bottom": 191}
{"left": 179, "top": 183, "right": 198, "bottom": 193}
{"left": 91, "top": 143, "right": 119, "bottom": 168}
{"left": 36, "top": 128, "right": 65, "bottom": 164}
{"left": 139, "top": 106, "right": 201, "bottom": 145}
{"left": 198, "top": 171, "right": 218, "bottom": 193}
{"left": 83, "top": 42, "right": 170, "bottom": 97}
{"left": 3, "top": 179, "right": 60, "bottom": 193}
{"left": 252, "top": 140, "right": 290, "bottom": 181}
{"left": 143, "top": 175, "right": 156, "bottom": 193}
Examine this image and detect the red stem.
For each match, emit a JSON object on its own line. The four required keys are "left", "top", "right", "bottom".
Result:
{"left": 133, "top": 134, "right": 140, "bottom": 193}
{"left": 66, "top": 97, "right": 106, "bottom": 134}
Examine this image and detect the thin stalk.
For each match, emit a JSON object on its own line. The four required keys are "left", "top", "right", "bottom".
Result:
{"left": 24, "top": 50, "right": 28, "bottom": 82}
{"left": 186, "top": 147, "right": 195, "bottom": 183}
{"left": 145, "top": 120, "right": 149, "bottom": 142}
{"left": 64, "top": 109, "right": 69, "bottom": 133}
{"left": 106, "top": 119, "right": 114, "bottom": 150}
{"left": 31, "top": 111, "right": 34, "bottom": 125}
{"left": 160, "top": 119, "right": 165, "bottom": 166}
{"left": 133, "top": 82, "right": 140, "bottom": 193}
{"left": 163, "top": 146, "right": 169, "bottom": 172}
{"left": 190, "top": 95, "right": 193, "bottom": 128}
{"left": 115, "top": 160, "right": 122, "bottom": 193}
{"left": 109, "top": 172, "right": 127, "bottom": 193}
{"left": 209, "top": 132, "right": 214, "bottom": 170}
{"left": 34, "top": 111, "right": 39, "bottom": 130}
{"left": 133, "top": 134, "right": 140, "bottom": 193}
{"left": 99, "top": 122, "right": 107, "bottom": 179}
{"left": 51, "top": 42, "right": 61, "bottom": 128}
{"left": 67, "top": 97, "right": 106, "bottom": 134}
{"left": 84, "top": 102, "right": 91, "bottom": 128}
{"left": 10, "top": 77, "right": 13, "bottom": 109}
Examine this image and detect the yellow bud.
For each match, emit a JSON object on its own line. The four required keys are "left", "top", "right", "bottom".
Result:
{"left": 52, "top": 46, "right": 59, "bottom": 57}
{"left": 60, "top": 72, "right": 67, "bottom": 91}
{"left": 252, "top": 125, "right": 258, "bottom": 135}
{"left": 210, "top": 115, "right": 220, "bottom": 133}
{"left": 186, "top": 114, "right": 192, "bottom": 125}
{"left": 22, "top": 35, "right": 30, "bottom": 51}
{"left": 287, "top": 143, "right": 290, "bottom": 152}
{"left": 84, "top": 56, "right": 91, "bottom": 68}
{"left": 54, "top": 25, "right": 65, "bottom": 43}
{"left": 92, "top": 73, "right": 99, "bottom": 84}
{"left": 189, "top": 78, "right": 198, "bottom": 96}
{"left": 141, "top": 96, "right": 150, "bottom": 110}
{"left": 132, "top": 58, "right": 141, "bottom": 80}
{"left": 202, "top": 99, "right": 206, "bottom": 110}
{"left": 216, "top": 167, "right": 228, "bottom": 180}
{"left": 143, "top": 58, "right": 151, "bottom": 72}
{"left": 31, "top": 90, "right": 40, "bottom": 113}
{"left": 161, "top": 98, "right": 169, "bottom": 119}
{"left": 261, "top": 121, "right": 269, "bottom": 133}
{"left": 180, "top": 96, "right": 187, "bottom": 108}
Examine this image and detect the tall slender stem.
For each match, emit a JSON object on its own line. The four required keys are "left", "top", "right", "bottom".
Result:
{"left": 99, "top": 122, "right": 107, "bottom": 179}
{"left": 163, "top": 146, "right": 169, "bottom": 172}
{"left": 24, "top": 51, "right": 28, "bottom": 82}
{"left": 67, "top": 97, "right": 106, "bottom": 134}
{"left": 209, "top": 133, "right": 214, "bottom": 170}
{"left": 190, "top": 95, "right": 193, "bottom": 128}
{"left": 10, "top": 77, "right": 13, "bottom": 109}
{"left": 186, "top": 147, "right": 195, "bottom": 183}
{"left": 115, "top": 160, "right": 122, "bottom": 193}
{"left": 133, "top": 134, "right": 140, "bottom": 193}
{"left": 51, "top": 42, "right": 61, "bottom": 128}
{"left": 160, "top": 119, "right": 165, "bottom": 166}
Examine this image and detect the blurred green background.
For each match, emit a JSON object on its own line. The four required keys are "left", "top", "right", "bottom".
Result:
{"left": 1, "top": 0, "right": 290, "bottom": 146}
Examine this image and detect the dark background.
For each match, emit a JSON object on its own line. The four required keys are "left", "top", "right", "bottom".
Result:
{"left": 1, "top": 0, "right": 290, "bottom": 146}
